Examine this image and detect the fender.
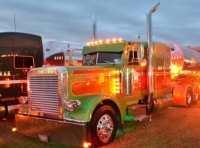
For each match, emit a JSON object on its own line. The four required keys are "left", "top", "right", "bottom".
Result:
{"left": 68, "top": 94, "right": 123, "bottom": 122}
{"left": 173, "top": 84, "right": 192, "bottom": 106}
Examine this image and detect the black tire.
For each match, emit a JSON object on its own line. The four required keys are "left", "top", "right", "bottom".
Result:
{"left": 193, "top": 88, "right": 199, "bottom": 103}
{"left": 90, "top": 105, "right": 117, "bottom": 147}
{"left": 186, "top": 87, "right": 193, "bottom": 106}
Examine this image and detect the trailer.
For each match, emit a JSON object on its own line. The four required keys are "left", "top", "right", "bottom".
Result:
{"left": 0, "top": 32, "right": 44, "bottom": 119}
{"left": 43, "top": 41, "right": 83, "bottom": 66}
{"left": 163, "top": 41, "right": 200, "bottom": 106}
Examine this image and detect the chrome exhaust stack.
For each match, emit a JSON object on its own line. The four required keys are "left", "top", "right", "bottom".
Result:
{"left": 92, "top": 15, "right": 97, "bottom": 41}
{"left": 146, "top": 1, "right": 160, "bottom": 112}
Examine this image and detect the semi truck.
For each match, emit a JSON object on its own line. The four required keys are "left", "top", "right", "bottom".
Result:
{"left": 15, "top": 2, "right": 175, "bottom": 147}
{"left": 0, "top": 32, "right": 44, "bottom": 119}
{"left": 15, "top": 3, "right": 199, "bottom": 147}
{"left": 15, "top": 40, "right": 173, "bottom": 148}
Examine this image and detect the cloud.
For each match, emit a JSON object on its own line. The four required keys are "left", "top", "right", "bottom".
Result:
{"left": 0, "top": 0, "right": 200, "bottom": 46}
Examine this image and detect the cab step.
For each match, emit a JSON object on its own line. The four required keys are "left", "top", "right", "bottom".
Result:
{"left": 134, "top": 114, "right": 151, "bottom": 122}
{"left": 127, "top": 104, "right": 151, "bottom": 122}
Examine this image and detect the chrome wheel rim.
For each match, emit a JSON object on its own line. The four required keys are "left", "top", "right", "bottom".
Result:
{"left": 194, "top": 92, "right": 199, "bottom": 102}
{"left": 187, "top": 91, "right": 192, "bottom": 105}
{"left": 96, "top": 114, "right": 114, "bottom": 142}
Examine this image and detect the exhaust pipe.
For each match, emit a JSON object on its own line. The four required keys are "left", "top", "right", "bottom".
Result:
{"left": 146, "top": 1, "right": 160, "bottom": 113}
{"left": 92, "top": 15, "right": 97, "bottom": 41}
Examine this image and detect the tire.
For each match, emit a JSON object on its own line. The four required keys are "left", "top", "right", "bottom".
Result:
{"left": 90, "top": 105, "right": 117, "bottom": 147}
{"left": 193, "top": 88, "right": 199, "bottom": 103}
{"left": 186, "top": 87, "right": 193, "bottom": 106}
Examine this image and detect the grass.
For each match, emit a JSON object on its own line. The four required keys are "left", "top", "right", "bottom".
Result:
{"left": 1, "top": 103, "right": 200, "bottom": 148}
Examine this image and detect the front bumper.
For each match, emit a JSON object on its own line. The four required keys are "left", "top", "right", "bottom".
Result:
{"left": 15, "top": 114, "right": 89, "bottom": 147}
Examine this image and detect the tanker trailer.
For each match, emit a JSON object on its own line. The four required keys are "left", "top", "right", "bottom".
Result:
{"left": 163, "top": 41, "right": 200, "bottom": 106}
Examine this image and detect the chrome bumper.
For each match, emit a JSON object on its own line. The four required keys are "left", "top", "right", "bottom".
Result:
{"left": 15, "top": 114, "right": 89, "bottom": 147}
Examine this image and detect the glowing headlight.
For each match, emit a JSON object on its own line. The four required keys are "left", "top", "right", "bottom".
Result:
{"left": 63, "top": 100, "right": 81, "bottom": 112}
{"left": 18, "top": 96, "right": 28, "bottom": 104}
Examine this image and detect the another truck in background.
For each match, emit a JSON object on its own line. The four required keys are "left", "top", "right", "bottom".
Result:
{"left": 43, "top": 41, "right": 83, "bottom": 66}
{"left": 0, "top": 32, "right": 43, "bottom": 119}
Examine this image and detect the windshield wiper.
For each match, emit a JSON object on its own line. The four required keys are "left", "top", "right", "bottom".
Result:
{"left": 104, "top": 61, "right": 115, "bottom": 65}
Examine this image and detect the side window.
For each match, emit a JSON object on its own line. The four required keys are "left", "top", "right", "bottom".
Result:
{"left": 14, "top": 56, "right": 34, "bottom": 69}
{"left": 128, "top": 49, "right": 139, "bottom": 65}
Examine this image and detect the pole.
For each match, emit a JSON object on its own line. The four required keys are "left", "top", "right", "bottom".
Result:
{"left": 14, "top": 14, "right": 16, "bottom": 32}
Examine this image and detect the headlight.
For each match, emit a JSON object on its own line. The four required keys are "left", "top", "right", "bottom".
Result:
{"left": 18, "top": 96, "right": 28, "bottom": 104}
{"left": 63, "top": 100, "right": 81, "bottom": 112}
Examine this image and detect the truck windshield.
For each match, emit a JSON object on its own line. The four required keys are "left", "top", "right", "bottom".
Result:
{"left": 14, "top": 55, "right": 34, "bottom": 69}
{"left": 83, "top": 52, "right": 122, "bottom": 65}
{"left": 97, "top": 52, "right": 122, "bottom": 64}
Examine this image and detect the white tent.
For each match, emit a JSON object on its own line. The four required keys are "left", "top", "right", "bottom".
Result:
{"left": 43, "top": 41, "right": 83, "bottom": 61}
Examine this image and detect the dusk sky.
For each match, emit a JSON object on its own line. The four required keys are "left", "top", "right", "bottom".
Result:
{"left": 0, "top": 0, "right": 200, "bottom": 47}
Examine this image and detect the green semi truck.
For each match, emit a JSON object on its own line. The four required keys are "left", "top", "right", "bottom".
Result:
{"left": 15, "top": 2, "right": 174, "bottom": 148}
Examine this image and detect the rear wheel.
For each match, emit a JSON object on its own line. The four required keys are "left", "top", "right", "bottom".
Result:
{"left": 90, "top": 105, "right": 117, "bottom": 147}
{"left": 186, "top": 87, "right": 193, "bottom": 106}
{"left": 193, "top": 88, "right": 199, "bottom": 103}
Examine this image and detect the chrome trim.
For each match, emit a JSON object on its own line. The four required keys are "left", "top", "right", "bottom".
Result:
{"left": 64, "top": 117, "right": 85, "bottom": 123}
{"left": 28, "top": 67, "right": 68, "bottom": 119}
{"left": 146, "top": 1, "right": 160, "bottom": 94}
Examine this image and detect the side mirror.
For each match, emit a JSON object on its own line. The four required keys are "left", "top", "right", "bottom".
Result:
{"left": 138, "top": 45, "right": 144, "bottom": 60}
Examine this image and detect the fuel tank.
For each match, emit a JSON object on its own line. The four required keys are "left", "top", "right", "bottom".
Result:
{"left": 163, "top": 41, "right": 200, "bottom": 76}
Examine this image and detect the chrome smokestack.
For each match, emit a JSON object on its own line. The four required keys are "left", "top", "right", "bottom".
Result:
{"left": 92, "top": 15, "right": 97, "bottom": 41}
{"left": 146, "top": 1, "right": 160, "bottom": 112}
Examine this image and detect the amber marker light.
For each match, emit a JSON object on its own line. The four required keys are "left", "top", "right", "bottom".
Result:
{"left": 12, "top": 127, "right": 17, "bottom": 132}
{"left": 106, "top": 39, "right": 110, "bottom": 44}
{"left": 99, "top": 40, "right": 103, "bottom": 44}
{"left": 112, "top": 38, "right": 116, "bottom": 43}
{"left": 118, "top": 38, "right": 123, "bottom": 42}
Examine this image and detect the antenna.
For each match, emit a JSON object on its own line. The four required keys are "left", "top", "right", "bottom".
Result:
{"left": 14, "top": 14, "right": 16, "bottom": 32}
{"left": 137, "top": 0, "right": 140, "bottom": 41}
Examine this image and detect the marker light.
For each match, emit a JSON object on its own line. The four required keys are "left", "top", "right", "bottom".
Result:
{"left": 99, "top": 40, "right": 103, "bottom": 44}
{"left": 106, "top": 39, "right": 110, "bottom": 43}
{"left": 118, "top": 38, "right": 123, "bottom": 42}
{"left": 87, "top": 38, "right": 124, "bottom": 46}
{"left": 83, "top": 142, "right": 91, "bottom": 148}
{"left": 12, "top": 127, "right": 17, "bottom": 132}
{"left": 112, "top": 38, "right": 116, "bottom": 43}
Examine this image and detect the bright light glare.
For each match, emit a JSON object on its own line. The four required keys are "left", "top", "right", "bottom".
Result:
{"left": 12, "top": 127, "right": 17, "bottom": 132}
{"left": 83, "top": 142, "right": 91, "bottom": 148}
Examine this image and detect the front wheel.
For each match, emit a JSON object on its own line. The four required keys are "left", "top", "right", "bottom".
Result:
{"left": 90, "top": 105, "right": 117, "bottom": 147}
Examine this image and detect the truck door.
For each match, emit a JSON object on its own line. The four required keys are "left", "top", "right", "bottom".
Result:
{"left": 123, "top": 43, "right": 145, "bottom": 106}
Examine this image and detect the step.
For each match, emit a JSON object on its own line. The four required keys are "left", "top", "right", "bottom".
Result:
{"left": 127, "top": 104, "right": 147, "bottom": 117}
{"left": 134, "top": 114, "right": 152, "bottom": 122}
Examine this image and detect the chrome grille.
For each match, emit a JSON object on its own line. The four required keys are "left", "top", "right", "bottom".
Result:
{"left": 29, "top": 74, "right": 60, "bottom": 116}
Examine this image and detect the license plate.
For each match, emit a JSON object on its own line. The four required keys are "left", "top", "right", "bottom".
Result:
{"left": 38, "top": 134, "right": 49, "bottom": 142}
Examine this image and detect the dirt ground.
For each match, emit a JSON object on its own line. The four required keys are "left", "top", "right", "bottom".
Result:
{"left": 1, "top": 103, "right": 200, "bottom": 148}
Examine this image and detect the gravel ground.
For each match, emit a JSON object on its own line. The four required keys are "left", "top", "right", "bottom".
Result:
{"left": 1, "top": 103, "right": 200, "bottom": 148}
